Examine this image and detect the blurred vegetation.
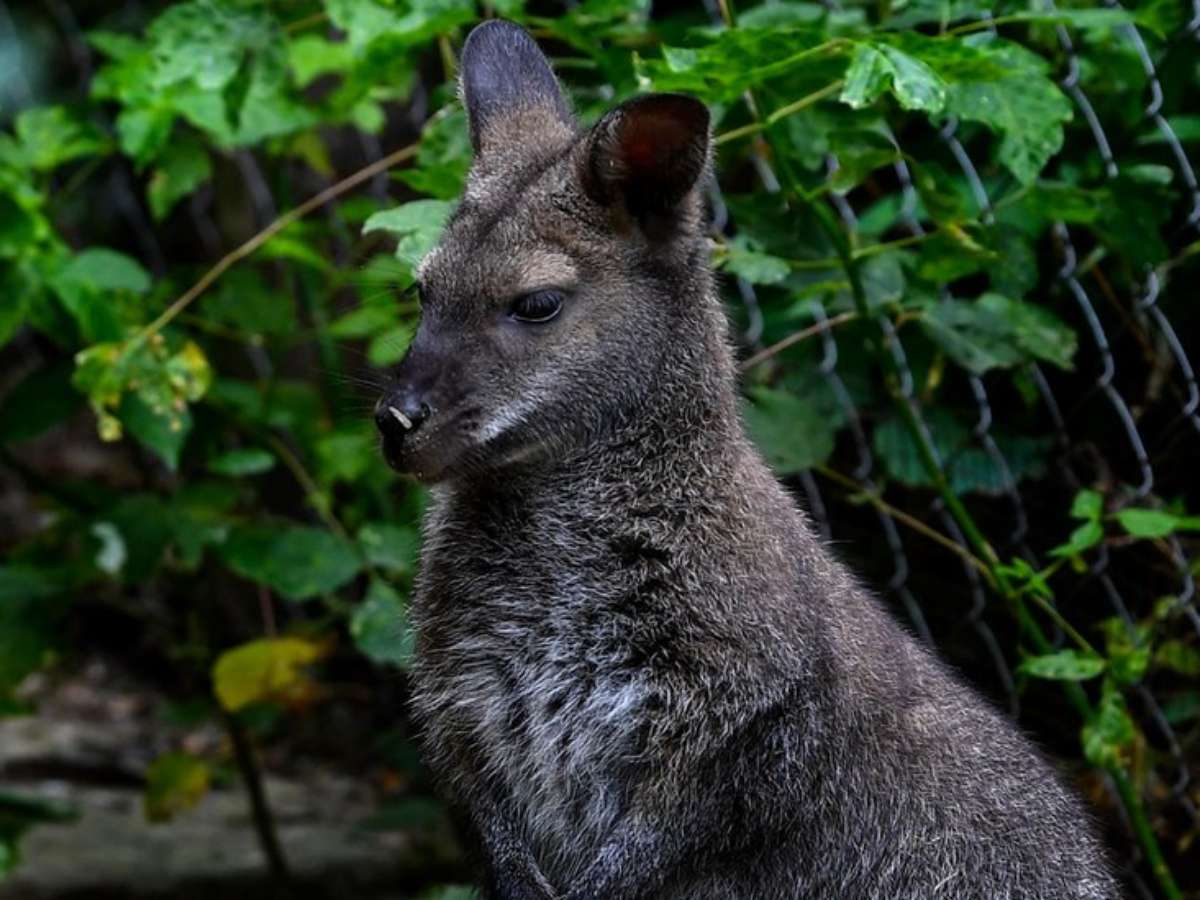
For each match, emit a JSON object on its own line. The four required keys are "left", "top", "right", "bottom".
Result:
{"left": 1, "top": 0, "right": 1198, "bottom": 897}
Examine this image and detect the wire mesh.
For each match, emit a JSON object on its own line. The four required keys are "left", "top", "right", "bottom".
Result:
{"left": 703, "top": 1, "right": 1200, "bottom": 896}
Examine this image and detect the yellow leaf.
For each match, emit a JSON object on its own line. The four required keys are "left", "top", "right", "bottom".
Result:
{"left": 212, "top": 637, "right": 324, "bottom": 713}
{"left": 144, "top": 752, "right": 210, "bottom": 822}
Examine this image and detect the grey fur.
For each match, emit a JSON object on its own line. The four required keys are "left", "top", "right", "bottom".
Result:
{"left": 375, "top": 20, "right": 1120, "bottom": 900}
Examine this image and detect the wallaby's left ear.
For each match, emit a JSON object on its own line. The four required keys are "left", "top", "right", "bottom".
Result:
{"left": 460, "top": 20, "right": 573, "bottom": 156}
{"left": 583, "top": 93, "right": 710, "bottom": 216}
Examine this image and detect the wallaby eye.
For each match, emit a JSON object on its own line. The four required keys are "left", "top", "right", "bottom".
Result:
{"left": 509, "top": 290, "right": 564, "bottom": 324}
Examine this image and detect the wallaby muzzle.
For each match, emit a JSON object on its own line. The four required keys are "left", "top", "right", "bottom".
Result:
{"left": 375, "top": 339, "right": 441, "bottom": 473}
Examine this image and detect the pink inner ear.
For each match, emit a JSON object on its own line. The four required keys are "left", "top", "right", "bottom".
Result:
{"left": 619, "top": 118, "right": 676, "bottom": 176}
{"left": 626, "top": 138, "right": 657, "bottom": 170}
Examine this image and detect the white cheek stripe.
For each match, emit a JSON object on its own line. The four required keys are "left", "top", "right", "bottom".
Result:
{"left": 475, "top": 369, "right": 559, "bottom": 443}
{"left": 477, "top": 393, "right": 543, "bottom": 443}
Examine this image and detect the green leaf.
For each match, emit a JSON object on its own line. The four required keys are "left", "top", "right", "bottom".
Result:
{"left": 119, "top": 392, "right": 192, "bottom": 471}
{"left": 635, "top": 26, "right": 835, "bottom": 104}
{"left": 208, "top": 448, "right": 275, "bottom": 476}
{"left": 840, "top": 42, "right": 946, "bottom": 112}
{"left": 944, "top": 435, "right": 1050, "bottom": 496}
{"left": 1154, "top": 641, "right": 1200, "bottom": 677}
{"left": 826, "top": 127, "right": 900, "bottom": 190}
{"left": 144, "top": 753, "right": 211, "bottom": 822}
{"left": 1161, "top": 693, "right": 1200, "bottom": 725}
{"left": 1115, "top": 508, "right": 1192, "bottom": 539}
{"left": 363, "top": 200, "right": 455, "bottom": 270}
{"left": 218, "top": 526, "right": 363, "bottom": 601}
{"left": 1071, "top": 490, "right": 1103, "bottom": 521}
{"left": 1082, "top": 679, "right": 1136, "bottom": 767}
{"left": 920, "top": 293, "right": 1077, "bottom": 375}
{"left": 367, "top": 322, "right": 416, "bottom": 366}
{"left": 12, "top": 106, "right": 106, "bottom": 171}
{"left": 1049, "top": 520, "right": 1104, "bottom": 559}
{"left": 845, "top": 32, "right": 1070, "bottom": 185}
{"left": 397, "top": 108, "right": 471, "bottom": 201}
{"left": 212, "top": 637, "right": 325, "bottom": 712}
{"left": 718, "top": 239, "right": 791, "bottom": 285}
{"left": 873, "top": 411, "right": 962, "bottom": 488}
{"left": 1018, "top": 650, "right": 1107, "bottom": 681}
{"left": 0, "top": 268, "right": 32, "bottom": 347}
{"left": 357, "top": 523, "right": 420, "bottom": 576}
{"left": 872, "top": 410, "right": 1048, "bottom": 495}
{"left": 316, "top": 429, "right": 376, "bottom": 486}
{"left": 743, "top": 386, "right": 840, "bottom": 474}
{"left": 350, "top": 579, "right": 415, "bottom": 669}
{"left": 48, "top": 248, "right": 151, "bottom": 342}
{"left": 115, "top": 107, "right": 175, "bottom": 166}
{"left": 202, "top": 270, "right": 297, "bottom": 336}
{"left": 148, "top": 0, "right": 274, "bottom": 92}
{"left": 74, "top": 337, "right": 213, "bottom": 447}
{"left": 325, "top": 0, "right": 476, "bottom": 53}
{"left": 1101, "top": 618, "right": 1151, "bottom": 686}
{"left": 288, "top": 34, "right": 355, "bottom": 86}
{"left": 0, "top": 363, "right": 83, "bottom": 445}
{"left": 54, "top": 247, "right": 151, "bottom": 295}
{"left": 0, "top": 566, "right": 67, "bottom": 700}
{"left": 148, "top": 138, "right": 212, "bottom": 221}
{"left": 941, "top": 38, "right": 1071, "bottom": 185}
{"left": 328, "top": 304, "right": 400, "bottom": 339}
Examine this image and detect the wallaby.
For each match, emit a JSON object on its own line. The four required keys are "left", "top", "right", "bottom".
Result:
{"left": 373, "top": 19, "right": 1119, "bottom": 900}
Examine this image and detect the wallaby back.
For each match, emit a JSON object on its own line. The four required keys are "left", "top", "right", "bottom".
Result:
{"left": 375, "top": 20, "right": 1120, "bottom": 900}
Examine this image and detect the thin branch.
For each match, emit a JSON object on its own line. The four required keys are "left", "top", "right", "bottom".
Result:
{"left": 1022, "top": 589, "right": 1100, "bottom": 658}
{"left": 284, "top": 11, "right": 327, "bottom": 33}
{"left": 738, "top": 312, "right": 857, "bottom": 372}
{"left": 716, "top": 81, "right": 845, "bottom": 146}
{"left": 127, "top": 142, "right": 419, "bottom": 356}
{"left": 817, "top": 466, "right": 998, "bottom": 587}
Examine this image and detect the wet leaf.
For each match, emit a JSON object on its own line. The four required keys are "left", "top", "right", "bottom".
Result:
{"left": 840, "top": 42, "right": 946, "bottom": 112}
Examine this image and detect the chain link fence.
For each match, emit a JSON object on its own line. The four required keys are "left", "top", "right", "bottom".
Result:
{"left": 706, "top": 3, "right": 1200, "bottom": 896}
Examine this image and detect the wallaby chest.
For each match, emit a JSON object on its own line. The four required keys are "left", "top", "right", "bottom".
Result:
{"left": 411, "top": 489, "right": 662, "bottom": 875}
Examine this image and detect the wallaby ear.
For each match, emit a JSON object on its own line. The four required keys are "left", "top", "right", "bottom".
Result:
{"left": 460, "top": 20, "right": 573, "bottom": 156}
{"left": 583, "top": 93, "right": 710, "bottom": 216}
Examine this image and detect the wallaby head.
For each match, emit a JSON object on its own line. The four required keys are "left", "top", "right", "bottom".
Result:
{"left": 375, "top": 20, "right": 715, "bottom": 482}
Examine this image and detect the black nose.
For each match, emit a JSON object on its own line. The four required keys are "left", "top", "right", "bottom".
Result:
{"left": 374, "top": 392, "right": 431, "bottom": 443}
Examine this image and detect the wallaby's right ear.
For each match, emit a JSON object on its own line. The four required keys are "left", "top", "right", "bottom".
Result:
{"left": 460, "top": 20, "right": 573, "bottom": 156}
{"left": 582, "top": 93, "right": 710, "bottom": 218}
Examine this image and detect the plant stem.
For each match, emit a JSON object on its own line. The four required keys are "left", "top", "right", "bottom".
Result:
{"left": 223, "top": 710, "right": 291, "bottom": 890}
{"left": 817, "top": 466, "right": 998, "bottom": 586}
{"left": 715, "top": 81, "right": 845, "bottom": 146}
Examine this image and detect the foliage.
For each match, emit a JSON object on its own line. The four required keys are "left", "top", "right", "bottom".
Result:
{"left": 2, "top": 0, "right": 1198, "bottom": 897}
